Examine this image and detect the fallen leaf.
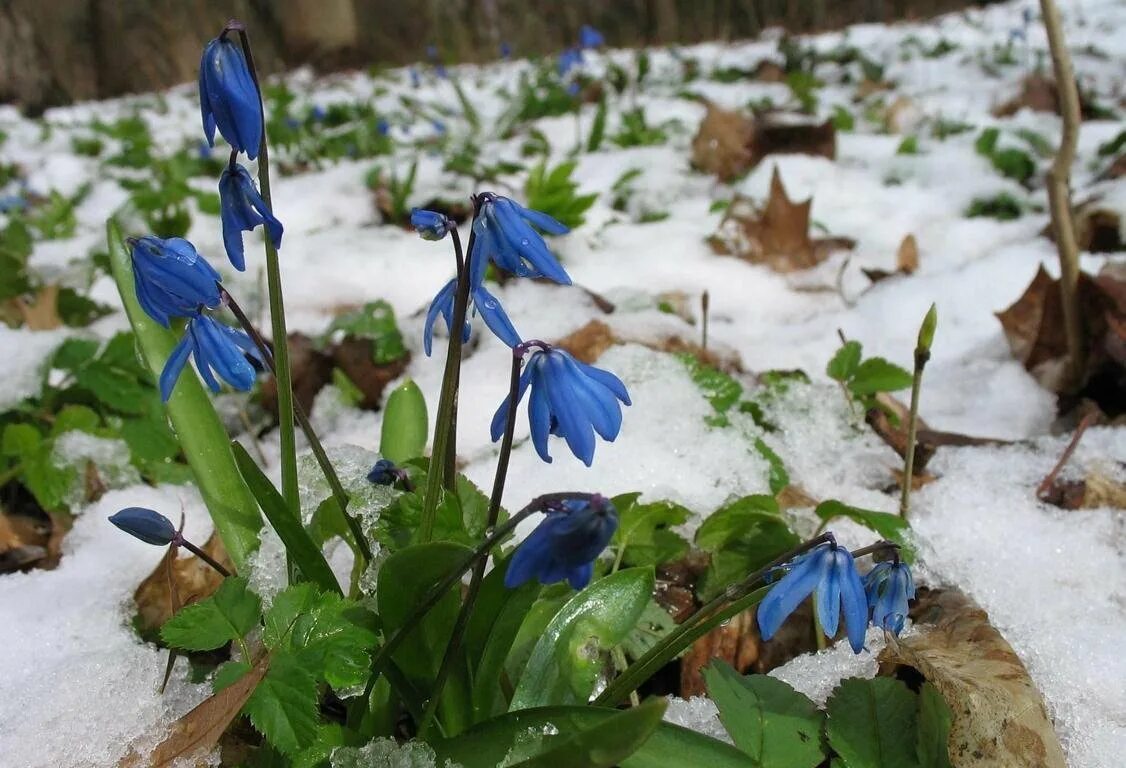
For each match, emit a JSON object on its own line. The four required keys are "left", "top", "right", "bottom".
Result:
{"left": 259, "top": 333, "right": 333, "bottom": 418}
{"left": 134, "top": 532, "right": 232, "bottom": 635}
{"left": 691, "top": 102, "right": 755, "bottom": 182}
{"left": 752, "top": 61, "right": 786, "bottom": 83}
{"left": 0, "top": 505, "right": 66, "bottom": 574}
{"left": 747, "top": 114, "right": 836, "bottom": 170}
{"left": 554, "top": 319, "right": 616, "bottom": 364}
{"left": 680, "top": 609, "right": 760, "bottom": 697}
{"left": 883, "top": 95, "right": 922, "bottom": 134}
{"left": 15, "top": 284, "right": 62, "bottom": 330}
{"left": 878, "top": 588, "right": 1067, "bottom": 768}
{"left": 1042, "top": 197, "right": 1123, "bottom": 254}
{"left": 329, "top": 336, "right": 411, "bottom": 410}
{"left": 864, "top": 233, "right": 920, "bottom": 284}
{"left": 710, "top": 167, "right": 854, "bottom": 272}
{"left": 1041, "top": 469, "right": 1126, "bottom": 510}
{"left": 993, "top": 74, "right": 1103, "bottom": 120}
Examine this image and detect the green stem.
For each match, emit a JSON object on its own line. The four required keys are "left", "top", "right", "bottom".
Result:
{"left": 899, "top": 347, "right": 928, "bottom": 521}
{"left": 419, "top": 349, "right": 523, "bottom": 737}
{"left": 443, "top": 227, "right": 468, "bottom": 491}
{"left": 233, "top": 26, "right": 300, "bottom": 523}
{"left": 0, "top": 462, "right": 24, "bottom": 489}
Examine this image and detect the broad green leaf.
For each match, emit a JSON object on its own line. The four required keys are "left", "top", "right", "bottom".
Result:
{"left": 50, "top": 337, "right": 99, "bottom": 371}
{"left": 827, "top": 341, "right": 862, "bottom": 382}
{"left": 504, "top": 587, "right": 572, "bottom": 686}
{"left": 847, "top": 358, "right": 912, "bottom": 395}
{"left": 432, "top": 705, "right": 753, "bottom": 768}
{"left": 754, "top": 438, "right": 790, "bottom": 495}
{"left": 916, "top": 683, "right": 953, "bottom": 768}
{"left": 620, "top": 599, "right": 678, "bottom": 659}
{"left": 612, "top": 496, "right": 691, "bottom": 567}
{"left": 1, "top": 423, "right": 74, "bottom": 510}
{"left": 703, "top": 662, "right": 825, "bottom": 767}
{"left": 50, "top": 405, "right": 101, "bottom": 436}
{"left": 323, "top": 300, "right": 406, "bottom": 364}
{"left": 826, "top": 677, "right": 919, "bottom": 768}
{"left": 161, "top": 577, "right": 261, "bottom": 651}
{"left": 289, "top": 591, "right": 378, "bottom": 690}
{"left": 379, "top": 378, "right": 428, "bottom": 463}
{"left": 106, "top": 220, "right": 261, "bottom": 569}
{"left": 510, "top": 568, "right": 655, "bottom": 711}
{"left": 509, "top": 698, "right": 667, "bottom": 767}
{"left": 695, "top": 495, "right": 800, "bottom": 600}
{"left": 232, "top": 441, "right": 342, "bottom": 595}
{"left": 263, "top": 583, "right": 320, "bottom": 649}
{"left": 814, "top": 501, "right": 913, "bottom": 561}
{"left": 244, "top": 653, "right": 320, "bottom": 756}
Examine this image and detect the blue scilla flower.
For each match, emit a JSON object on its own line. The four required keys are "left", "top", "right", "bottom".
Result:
{"left": 411, "top": 208, "right": 451, "bottom": 241}
{"left": 421, "top": 279, "right": 521, "bottom": 355}
{"left": 490, "top": 344, "right": 630, "bottom": 466}
{"left": 219, "top": 164, "right": 283, "bottom": 271}
{"left": 130, "top": 235, "right": 222, "bottom": 327}
{"left": 160, "top": 314, "right": 261, "bottom": 401}
{"left": 579, "top": 25, "right": 605, "bottom": 49}
{"left": 758, "top": 540, "right": 869, "bottom": 653}
{"left": 199, "top": 35, "right": 262, "bottom": 159}
{"left": 864, "top": 561, "right": 915, "bottom": 635}
{"left": 500, "top": 42, "right": 512, "bottom": 60}
{"left": 109, "top": 507, "right": 178, "bottom": 546}
{"left": 471, "top": 193, "right": 572, "bottom": 287}
{"left": 558, "top": 47, "right": 583, "bottom": 77}
{"left": 505, "top": 496, "right": 618, "bottom": 590}
{"left": 423, "top": 279, "right": 471, "bottom": 357}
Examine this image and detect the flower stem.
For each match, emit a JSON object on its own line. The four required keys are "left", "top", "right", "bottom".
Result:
{"left": 443, "top": 227, "right": 467, "bottom": 490}
{"left": 222, "top": 289, "right": 373, "bottom": 566}
{"left": 421, "top": 210, "right": 478, "bottom": 542}
{"left": 231, "top": 25, "right": 300, "bottom": 525}
{"left": 177, "top": 538, "right": 232, "bottom": 577}
{"left": 418, "top": 349, "right": 523, "bottom": 738}
{"left": 900, "top": 306, "right": 936, "bottom": 521}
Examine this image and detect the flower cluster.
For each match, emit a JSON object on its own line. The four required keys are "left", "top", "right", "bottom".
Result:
{"left": 757, "top": 540, "right": 915, "bottom": 653}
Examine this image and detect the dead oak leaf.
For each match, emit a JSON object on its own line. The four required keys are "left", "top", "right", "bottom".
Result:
{"left": 863, "top": 233, "right": 920, "bottom": 284}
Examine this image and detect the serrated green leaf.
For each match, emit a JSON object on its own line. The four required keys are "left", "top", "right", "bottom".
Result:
{"left": 263, "top": 583, "right": 321, "bottom": 649}
{"left": 827, "top": 341, "right": 862, "bottom": 382}
{"left": 50, "top": 338, "right": 100, "bottom": 372}
{"left": 754, "top": 438, "right": 790, "bottom": 495}
{"left": 677, "top": 353, "right": 743, "bottom": 415}
{"left": 814, "top": 500, "right": 913, "bottom": 560}
{"left": 612, "top": 497, "right": 691, "bottom": 567}
{"left": 245, "top": 653, "right": 320, "bottom": 756}
{"left": 695, "top": 495, "right": 800, "bottom": 600}
{"left": 826, "top": 677, "right": 919, "bottom": 768}
{"left": 2, "top": 423, "right": 75, "bottom": 510}
{"left": 916, "top": 682, "right": 952, "bottom": 768}
{"left": 847, "top": 358, "right": 912, "bottom": 396}
{"left": 703, "top": 661, "right": 825, "bottom": 767}
{"left": 161, "top": 577, "right": 262, "bottom": 651}
{"left": 511, "top": 568, "right": 655, "bottom": 710}
{"left": 212, "top": 660, "right": 252, "bottom": 693}
{"left": 380, "top": 378, "right": 428, "bottom": 463}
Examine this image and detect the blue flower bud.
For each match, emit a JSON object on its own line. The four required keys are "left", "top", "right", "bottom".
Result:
{"left": 108, "top": 507, "right": 177, "bottom": 546}
{"left": 199, "top": 35, "right": 263, "bottom": 159}
{"left": 218, "top": 164, "right": 284, "bottom": 272}
{"left": 160, "top": 314, "right": 262, "bottom": 401}
{"left": 863, "top": 561, "right": 915, "bottom": 635}
{"left": 410, "top": 208, "right": 451, "bottom": 241}
{"left": 505, "top": 495, "right": 618, "bottom": 590}
{"left": 129, "top": 235, "right": 222, "bottom": 327}
{"left": 367, "top": 458, "right": 402, "bottom": 486}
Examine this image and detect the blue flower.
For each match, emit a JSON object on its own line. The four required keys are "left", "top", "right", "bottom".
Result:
{"left": 130, "top": 235, "right": 222, "bottom": 327}
{"left": 367, "top": 458, "right": 404, "bottom": 486}
{"left": 422, "top": 280, "right": 522, "bottom": 355}
{"left": 471, "top": 193, "right": 571, "bottom": 287}
{"left": 505, "top": 496, "right": 618, "bottom": 590}
{"left": 499, "top": 42, "right": 513, "bottom": 60}
{"left": 490, "top": 345, "right": 630, "bottom": 466}
{"left": 109, "top": 507, "right": 178, "bottom": 546}
{"left": 160, "top": 314, "right": 261, "bottom": 401}
{"left": 199, "top": 35, "right": 262, "bottom": 159}
{"left": 757, "top": 541, "right": 869, "bottom": 653}
{"left": 558, "top": 47, "right": 583, "bottom": 77}
{"left": 579, "top": 25, "right": 605, "bottom": 49}
{"left": 423, "top": 279, "right": 471, "bottom": 356}
{"left": 411, "top": 209, "right": 452, "bottom": 241}
{"left": 218, "top": 164, "right": 283, "bottom": 271}
{"left": 409, "top": 68, "right": 421, "bottom": 88}
{"left": 864, "top": 561, "right": 915, "bottom": 635}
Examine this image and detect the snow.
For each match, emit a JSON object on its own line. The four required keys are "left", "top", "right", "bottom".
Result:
{"left": 0, "top": 0, "right": 1123, "bottom": 765}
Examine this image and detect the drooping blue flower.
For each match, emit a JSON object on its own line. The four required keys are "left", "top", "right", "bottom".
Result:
{"left": 758, "top": 540, "right": 869, "bottom": 653}
{"left": 199, "top": 35, "right": 262, "bottom": 159}
{"left": 490, "top": 345, "right": 630, "bottom": 466}
{"left": 499, "top": 41, "right": 513, "bottom": 60}
{"left": 423, "top": 278, "right": 471, "bottom": 357}
{"left": 108, "top": 507, "right": 178, "bottom": 546}
{"left": 129, "top": 235, "right": 222, "bottom": 327}
{"left": 863, "top": 561, "right": 915, "bottom": 635}
{"left": 505, "top": 496, "right": 618, "bottom": 590}
{"left": 579, "top": 25, "right": 605, "bottom": 49}
{"left": 558, "top": 47, "right": 583, "bottom": 77}
{"left": 160, "top": 314, "right": 262, "bottom": 401}
{"left": 422, "top": 279, "right": 522, "bottom": 355}
{"left": 218, "top": 164, "right": 283, "bottom": 271}
{"left": 367, "top": 458, "right": 404, "bottom": 486}
{"left": 411, "top": 208, "right": 451, "bottom": 241}
{"left": 471, "top": 193, "right": 571, "bottom": 287}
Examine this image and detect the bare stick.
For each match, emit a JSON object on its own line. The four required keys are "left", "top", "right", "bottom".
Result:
{"left": 1036, "top": 411, "right": 1095, "bottom": 500}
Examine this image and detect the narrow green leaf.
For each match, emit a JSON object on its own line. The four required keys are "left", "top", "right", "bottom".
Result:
{"left": 848, "top": 358, "right": 913, "bottom": 395}
{"left": 244, "top": 653, "right": 320, "bottom": 756}
{"left": 916, "top": 683, "right": 953, "bottom": 768}
{"left": 826, "top": 341, "right": 862, "bottom": 382}
{"left": 510, "top": 568, "right": 655, "bottom": 710}
{"left": 826, "top": 678, "right": 920, "bottom": 768}
{"left": 452, "top": 77, "right": 481, "bottom": 132}
{"left": 510, "top": 698, "right": 667, "bottom": 767}
{"left": 587, "top": 97, "right": 608, "bottom": 152}
{"left": 379, "top": 378, "right": 428, "bottom": 463}
{"left": 703, "top": 661, "right": 825, "bottom": 767}
{"left": 161, "top": 577, "right": 261, "bottom": 651}
{"left": 232, "top": 441, "right": 342, "bottom": 595}
{"left": 105, "top": 219, "right": 261, "bottom": 569}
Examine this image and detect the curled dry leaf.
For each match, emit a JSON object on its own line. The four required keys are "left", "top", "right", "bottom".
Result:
{"left": 878, "top": 588, "right": 1067, "bottom": 768}
{"left": 680, "top": 609, "right": 760, "bottom": 697}
{"left": 709, "top": 167, "right": 854, "bottom": 272}
{"left": 552, "top": 318, "right": 742, "bottom": 373}
{"left": 14, "top": 284, "right": 63, "bottom": 330}
{"left": 993, "top": 73, "right": 1104, "bottom": 120}
{"left": 691, "top": 104, "right": 836, "bottom": 182}
{"left": 863, "top": 234, "right": 919, "bottom": 284}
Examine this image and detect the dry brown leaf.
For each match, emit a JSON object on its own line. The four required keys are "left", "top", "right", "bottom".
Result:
{"left": 879, "top": 588, "right": 1067, "bottom": 768}
{"left": 1041, "top": 470, "right": 1126, "bottom": 510}
{"left": 691, "top": 102, "right": 754, "bottom": 182}
{"left": 752, "top": 60, "right": 786, "bottom": 83}
{"left": 680, "top": 609, "right": 760, "bottom": 697}
{"left": 863, "top": 234, "right": 920, "bottom": 284}
{"left": 883, "top": 95, "right": 921, "bottom": 134}
{"left": 993, "top": 74, "right": 1104, "bottom": 120}
{"left": 134, "top": 532, "right": 231, "bottom": 634}
{"left": 554, "top": 319, "right": 616, "bottom": 364}
{"left": 15, "top": 284, "right": 62, "bottom": 330}
{"left": 747, "top": 114, "right": 836, "bottom": 170}
{"left": 118, "top": 655, "right": 269, "bottom": 768}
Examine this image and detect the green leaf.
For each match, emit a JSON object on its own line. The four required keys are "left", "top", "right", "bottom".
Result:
{"left": 1, "top": 423, "right": 75, "bottom": 510}
{"left": 432, "top": 705, "right": 753, "bottom": 768}
{"left": 847, "top": 358, "right": 912, "bottom": 395}
{"left": 74, "top": 362, "right": 147, "bottom": 414}
{"left": 677, "top": 353, "right": 743, "bottom": 414}
{"left": 211, "top": 659, "right": 252, "bottom": 692}
{"left": 161, "top": 577, "right": 262, "bottom": 651}
{"left": 232, "top": 441, "right": 342, "bottom": 595}
{"left": 380, "top": 378, "right": 428, "bottom": 463}
{"left": 974, "top": 127, "right": 999, "bottom": 156}
{"left": 325, "top": 300, "right": 407, "bottom": 364}
{"left": 695, "top": 496, "right": 800, "bottom": 600}
{"left": 510, "top": 568, "right": 655, "bottom": 710}
{"left": 587, "top": 97, "right": 608, "bottom": 152}
{"left": 50, "top": 338, "right": 99, "bottom": 371}
{"left": 508, "top": 698, "right": 667, "bottom": 767}
{"left": 814, "top": 500, "right": 913, "bottom": 560}
{"left": 826, "top": 677, "right": 920, "bottom": 768}
{"left": 754, "top": 438, "right": 790, "bottom": 495}
{"left": 620, "top": 599, "right": 678, "bottom": 659}
{"left": 50, "top": 405, "right": 101, "bottom": 436}
{"left": 612, "top": 496, "right": 691, "bottom": 567}
{"left": 826, "top": 341, "right": 862, "bottom": 382}
{"left": 245, "top": 653, "right": 320, "bottom": 756}
{"left": 105, "top": 220, "right": 261, "bottom": 569}
{"left": 703, "top": 662, "right": 825, "bottom": 767}
{"left": 289, "top": 590, "right": 378, "bottom": 689}
{"left": 916, "top": 683, "right": 953, "bottom": 768}
{"left": 452, "top": 78, "right": 481, "bottom": 132}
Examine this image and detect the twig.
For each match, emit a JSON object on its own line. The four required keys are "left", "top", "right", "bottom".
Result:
{"left": 1036, "top": 411, "right": 1095, "bottom": 500}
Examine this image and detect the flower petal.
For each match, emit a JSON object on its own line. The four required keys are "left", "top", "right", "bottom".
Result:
{"left": 757, "top": 546, "right": 829, "bottom": 641}
{"left": 159, "top": 331, "right": 193, "bottom": 402}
